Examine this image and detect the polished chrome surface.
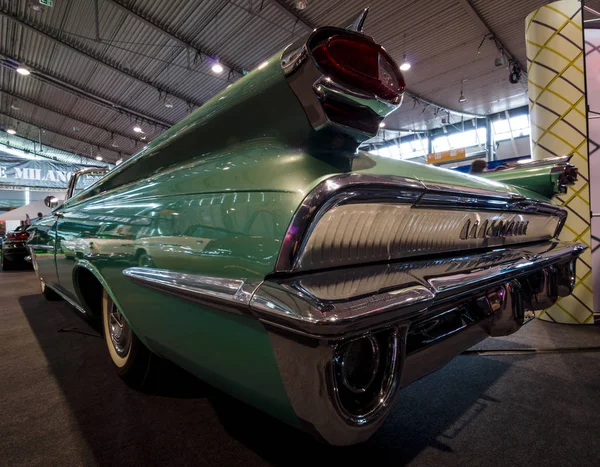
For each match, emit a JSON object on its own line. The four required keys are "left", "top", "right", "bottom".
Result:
{"left": 27, "top": 244, "right": 55, "bottom": 251}
{"left": 344, "top": 7, "right": 370, "bottom": 32}
{"left": 65, "top": 167, "right": 109, "bottom": 201}
{"left": 336, "top": 335, "right": 380, "bottom": 394}
{"left": 296, "top": 203, "right": 558, "bottom": 271}
{"left": 274, "top": 174, "right": 567, "bottom": 273}
{"left": 122, "top": 267, "right": 261, "bottom": 315}
{"left": 42, "top": 280, "right": 88, "bottom": 315}
{"left": 107, "top": 296, "right": 132, "bottom": 358}
{"left": 254, "top": 242, "right": 585, "bottom": 337}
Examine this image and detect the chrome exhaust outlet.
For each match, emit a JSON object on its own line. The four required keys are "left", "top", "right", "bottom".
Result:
{"left": 483, "top": 281, "right": 525, "bottom": 337}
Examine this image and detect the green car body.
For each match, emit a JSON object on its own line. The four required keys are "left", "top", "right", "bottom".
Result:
{"left": 27, "top": 18, "right": 584, "bottom": 445}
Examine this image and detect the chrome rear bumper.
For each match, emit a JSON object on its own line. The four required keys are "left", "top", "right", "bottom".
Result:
{"left": 251, "top": 241, "right": 584, "bottom": 445}
{"left": 124, "top": 241, "right": 585, "bottom": 446}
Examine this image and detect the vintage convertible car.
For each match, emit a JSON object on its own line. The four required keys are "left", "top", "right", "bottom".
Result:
{"left": 27, "top": 11, "right": 585, "bottom": 445}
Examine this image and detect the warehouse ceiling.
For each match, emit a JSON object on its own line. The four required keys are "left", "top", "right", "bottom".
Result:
{"left": 0, "top": 0, "right": 598, "bottom": 163}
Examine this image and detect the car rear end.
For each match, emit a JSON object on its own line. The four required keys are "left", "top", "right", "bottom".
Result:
{"left": 122, "top": 14, "right": 585, "bottom": 446}
{"left": 247, "top": 19, "right": 583, "bottom": 444}
{"left": 2, "top": 230, "right": 31, "bottom": 269}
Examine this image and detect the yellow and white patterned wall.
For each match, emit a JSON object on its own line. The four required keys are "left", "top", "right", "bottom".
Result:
{"left": 526, "top": 0, "right": 594, "bottom": 323}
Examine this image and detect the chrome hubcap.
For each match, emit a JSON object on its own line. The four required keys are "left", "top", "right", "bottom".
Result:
{"left": 108, "top": 300, "right": 131, "bottom": 358}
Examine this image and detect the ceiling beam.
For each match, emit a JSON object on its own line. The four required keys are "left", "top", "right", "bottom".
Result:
{"left": 457, "top": 0, "right": 526, "bottom": 73}
{"left": 0, "top": 132, "right": 101, "bottom": 166}
{"left": 0, "top": 51, "right": 172, "bottom": 129}
{"left": 0, "top": 9, "right": 204, "bottom": 107}
{"left": 31, "top": 68, "right": 173, "bottom": 130}
{"left": 0, "top": 110, "right": 132, "bottom": 157}
{"left": 104, "top": 0, "right": 245, "bottom": 77}
{"left": 0, "top": 89, "right": 141, "bottom": 145}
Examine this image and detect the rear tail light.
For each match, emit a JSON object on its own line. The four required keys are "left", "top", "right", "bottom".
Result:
{"left": 311, "top": 34, "right": 405, "bottom": 104}
{"left": 7, "top": 232, "right": 29, "bottom": 241}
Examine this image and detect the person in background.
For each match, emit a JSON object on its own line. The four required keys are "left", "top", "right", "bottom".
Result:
{"left": 24, "top": 214, "right": 31, "bottom": 227}
{"left": 31, "top": 212, "right": 43, "bottom": 224}
{"left": 469, "top": 159, "right": 487, "bottom": 174}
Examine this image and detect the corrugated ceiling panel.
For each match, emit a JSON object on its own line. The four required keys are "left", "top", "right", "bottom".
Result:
{"left": 1, "top": 0, "right": 565, "bottom": 157}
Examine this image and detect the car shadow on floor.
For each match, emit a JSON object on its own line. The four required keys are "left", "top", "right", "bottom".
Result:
{"left": 18, "top": 293, "right": 514, "bottom": 466}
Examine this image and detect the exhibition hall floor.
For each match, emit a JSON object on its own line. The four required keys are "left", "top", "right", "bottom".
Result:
{"left": 1, "top": 269, "right": 600, "bottom": 467}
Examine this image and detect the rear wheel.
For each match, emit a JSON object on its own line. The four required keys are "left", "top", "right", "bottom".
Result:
{"left": 1, "top": 254, "right": 11, "bottom": 271}
{"left": 102, "top": 289, "right": 153, "bottom": 388}
{"left": 40, "top": 280, "right": 62, "bottom": 301}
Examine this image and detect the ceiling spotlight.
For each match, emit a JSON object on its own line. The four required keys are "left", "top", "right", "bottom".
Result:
{"left": 111, "top": 141, "right": 119, "bottom": 148}
{"left": 27, "top": 0, "right": 43, "bottom": 11}
{"left": 72, "top": 126, "right": 80, "bottom": 132}
{"left": 399, "top": 53, "right": 411, "bottom": 71}
{"left": 96, "top": 156, "right": 103, "bottom": 161}
{"left": 458, "top": 79, "right": 467, "bottom": 103}
{"left": 212, "top": 63, "right": 224, "bottom": 74}
{"left": 16, "top": 67, "right": 31, "bottom": 76}
{"left": 295, "top": 0, "right": 308, "bottom": 10}
{"left": 10, "top": 104, "right": 20, "bottom": 111}
{"left": 379, "top": 122, "right": 386, "bottom": 128}
{"left": 133, "top": 126, "right": 143, "bottom": 133}
{"left": 494, "top": 52, "right": 506, "bottom": 67}
{"left": 7, "top": 128, "right": 17, "bottom": 135}
{"left": 164, "top": 95, "right": 174, "bottom": 108}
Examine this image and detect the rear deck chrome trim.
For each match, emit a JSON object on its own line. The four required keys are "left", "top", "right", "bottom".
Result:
{"left": 274, "top": 173, "right": 568, "bottom": 272}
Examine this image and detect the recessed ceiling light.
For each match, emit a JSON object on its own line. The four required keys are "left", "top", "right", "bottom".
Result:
{"left": 10, "top": 104, "right": 20, "bottom": 110}
{"left": 72, "top": 126, "right": 80, "bottom": 132}
{"left": 96, "top": 156, "right": 103, "bottom": 161}
{"left": 399, "top": 53, "right": 411, "bottom": 71}
{"left": 133, "top": 126, "right": 143, "bottom": 133}
{"left": 212, "top": 63, "right": 224, "bottom": 74}
{"left": 16, "top": 67, "right": 30, "bottom": 76}
{"left": 7, "top": 129, "right": 16, "bottom": 135}
{"left": 164, "top": 95, "right": 174, "bottom": 108}
{"left": 295, "top": 0, "right": 308, "bottom": 9}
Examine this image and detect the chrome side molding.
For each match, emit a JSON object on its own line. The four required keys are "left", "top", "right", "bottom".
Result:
{"left": 122, "top": 268, "right": 261, "bottom": 315}
{"left": 124, "top": 242, "right": 585, "bottom": 339}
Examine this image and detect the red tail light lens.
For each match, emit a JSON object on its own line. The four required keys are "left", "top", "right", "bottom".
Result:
{"left": 311, "top": 35, "right": 405, "bottom": 103}
{"left": 7, "top": 232, "right": 29, "bottom": 241}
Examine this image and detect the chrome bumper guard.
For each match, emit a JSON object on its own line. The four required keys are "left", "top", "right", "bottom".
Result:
{"left": 124, "top": 241, "right": 585, "bottom": 446}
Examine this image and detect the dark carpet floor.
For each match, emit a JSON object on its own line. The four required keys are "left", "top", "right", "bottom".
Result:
{"left": 1, "top": 269, "right": 600, "bottom": 466}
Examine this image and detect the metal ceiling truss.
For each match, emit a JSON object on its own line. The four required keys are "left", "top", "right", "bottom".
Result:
{"left": 0, "top": 89, "right": 140, "bottom": 145}
{"left": 0, "top": 51, "right": 172, "bottom": 130}
{"left": 0, "top": 110, "right": 130, "bottom": 157}
{"left": 104, "top": 0, "right": 246, "bottom": 77}
{"left": 0, "top": 8, "right": 204, "bottom": 108}
{"left": 457, "top": 0, "right": 526, "bottom": 73}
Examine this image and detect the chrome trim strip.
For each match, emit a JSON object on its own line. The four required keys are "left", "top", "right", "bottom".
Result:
{"left": 275, "top": 173, "right": 568, "bottom": 272}
{"left": 28, "top": 244, "right": 55, "bottom": 251}
{"left": 255, "top": 242, "right": 585, "bottom": 337}
{"left": 44, "top": 281, "right": 88, "bottom": 315}
{"left": 122, "top": 267, "right": 261, "bottom": 315}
